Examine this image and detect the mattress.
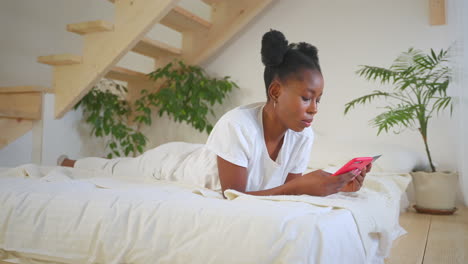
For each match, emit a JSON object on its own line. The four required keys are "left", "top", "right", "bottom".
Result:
{"left": 0, "top": 165, "right": 407, "bottom": 264}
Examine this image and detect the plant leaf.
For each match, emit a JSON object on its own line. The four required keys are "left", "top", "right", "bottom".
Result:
{"left": 344, "top": 90, "right": 390, "bottom": 114}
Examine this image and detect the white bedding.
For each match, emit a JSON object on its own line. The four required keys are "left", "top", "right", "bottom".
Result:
{"left": 0, "top": 164, "right": 409, "bottom": 264}
{"left": 225, "top": 170, "right": 409, "bottom": 258}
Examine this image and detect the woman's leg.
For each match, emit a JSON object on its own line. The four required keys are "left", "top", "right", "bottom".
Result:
{"left": 73, "top": 156, "right": 148, "bottom": 181}
{"left": 58, "top": 142, "right": 192, "bottom": 182}
{"left": 57, "top": 142, "right": 213, "bottom": 185}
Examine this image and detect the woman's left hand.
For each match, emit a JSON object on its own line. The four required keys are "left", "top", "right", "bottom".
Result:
{"left": 340, "top": 163, "right": 372, "bottom": 192}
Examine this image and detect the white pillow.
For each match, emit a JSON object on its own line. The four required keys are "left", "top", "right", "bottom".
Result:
{"left": 308, "top": 136, "right": 428, "bottom": 173}
{"left": 370, "top": 147, "right": 426, "bottom": 173}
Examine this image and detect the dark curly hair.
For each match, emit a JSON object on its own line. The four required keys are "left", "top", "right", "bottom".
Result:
{"left": 261, "top": 29, "right": 321, "bottom": 99}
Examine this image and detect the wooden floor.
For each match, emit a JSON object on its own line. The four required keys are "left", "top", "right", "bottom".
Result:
{"left": 386, "top": 207, "right": 468, "bottom": 264}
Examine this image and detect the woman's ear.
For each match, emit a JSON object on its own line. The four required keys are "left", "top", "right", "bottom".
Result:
{"left": 268, "top": 80, "right": 282, "bottom": 102}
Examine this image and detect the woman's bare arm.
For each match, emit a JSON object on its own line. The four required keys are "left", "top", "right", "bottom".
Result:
{"left": 285, "top": 172, "right": 301, "bottom": 183}
{"left": 217, "top": 156, "right": 357, "bottom": 197}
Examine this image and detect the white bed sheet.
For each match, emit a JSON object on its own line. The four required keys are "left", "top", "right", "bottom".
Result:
{"left": 0, "top": 165, "right": 388, "bottom": 264}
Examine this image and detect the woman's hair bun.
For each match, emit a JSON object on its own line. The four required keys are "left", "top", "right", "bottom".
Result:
{"left": 294, "top": 42, "right": 319, "bottom": 62}
{"left": 261, "top": 29, "right": 289, "bottom": 67}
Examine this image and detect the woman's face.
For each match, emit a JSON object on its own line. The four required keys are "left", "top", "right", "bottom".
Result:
{"left": 273, "top": 69, "right": 324, "bottom": 132}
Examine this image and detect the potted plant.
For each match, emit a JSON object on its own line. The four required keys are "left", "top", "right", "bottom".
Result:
{"left": 344, "top": 48, "right": 458, "bottom": 214}
{"left": 75, "top": 60, "right": 237, "bottom": 159}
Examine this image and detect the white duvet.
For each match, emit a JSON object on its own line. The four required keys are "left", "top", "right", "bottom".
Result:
{"left": 0, "top": 164, "right": 410, "bottom": 264}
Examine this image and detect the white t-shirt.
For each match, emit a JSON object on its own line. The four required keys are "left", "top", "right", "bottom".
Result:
{"left": 205, "top": 102, "right": 314, "bottom": 192}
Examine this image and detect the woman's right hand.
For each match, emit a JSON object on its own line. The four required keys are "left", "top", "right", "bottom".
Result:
{"left": 291, "top": 169, "right": 358, "bottom": 196}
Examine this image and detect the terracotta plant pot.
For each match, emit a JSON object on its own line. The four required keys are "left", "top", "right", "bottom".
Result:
{"left": 410, "top": 171, "right": 458, "bottom": 215}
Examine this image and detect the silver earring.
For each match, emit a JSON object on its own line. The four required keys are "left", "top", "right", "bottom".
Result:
{"left": 274, "top": 101, "right": 277, "bottom": 109}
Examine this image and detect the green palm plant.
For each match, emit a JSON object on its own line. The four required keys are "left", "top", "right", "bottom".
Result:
{"left": 344, "top": 48, "right": 452, "bottom": 172}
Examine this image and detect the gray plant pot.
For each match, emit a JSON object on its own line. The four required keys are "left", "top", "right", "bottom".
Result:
{"left": 410, "top": 171, "right": 458, "bottom": 214}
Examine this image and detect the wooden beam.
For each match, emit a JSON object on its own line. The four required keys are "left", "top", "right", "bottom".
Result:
{"left": 183, "top": 0, "right": 274, "bottom": 65}
{"left": 67, "top": 20, "right": 114, "bottom": 35}
{"left": 202, "top": 0, "right": 222, "bottom": 6}
{"left": 160, "top": 6, "right": 212, "bottom": 33}
{"left": 37, "top": 54, "right": 82, "bottom": 66}
{"left": 132, "top": 37, "right": 182, "bottom": 59}
{"left": 0, "top": 92, "right": 42, "bottom": 120}
{"left": 53, "top": 0, "right": 179, "bottom": 118}
{"left": 0, "top": 86, "right": 53, "bottom": 93}
{"left": 0, "top": 118, "right": 34, "bottom": 149}
{"left": 429, "top": 0, "right": 446, "bottom": 25}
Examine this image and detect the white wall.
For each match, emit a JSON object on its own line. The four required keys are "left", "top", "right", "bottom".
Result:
{"left": 0, "top": 0, "right": 114, "bottom": 167}
{"left": 0, "top": 0, "right": 457, "bottom": 174}
{"left": 449, "top": 0, "right": 468, "bottom": 204}
{"left": 150, "top": 0, "right": 457, "bottom": 171}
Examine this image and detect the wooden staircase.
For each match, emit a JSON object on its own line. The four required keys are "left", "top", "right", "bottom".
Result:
{"left": 45, "top": 0, "right": 274, "bottom": 118}
{"left": 1, "top": 0, "right": 274, "bottom": 152}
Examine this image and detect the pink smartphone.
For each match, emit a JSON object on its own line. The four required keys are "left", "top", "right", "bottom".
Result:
{"left": 331, "top": 157, "right": 374, "bottom": 176}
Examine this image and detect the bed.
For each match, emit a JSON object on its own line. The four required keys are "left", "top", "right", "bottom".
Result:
{"left": 0, "top": 164, "right": 409, "bottom": 264}
{"left": 0, "top": 138, "right": 416, "bottom": 264}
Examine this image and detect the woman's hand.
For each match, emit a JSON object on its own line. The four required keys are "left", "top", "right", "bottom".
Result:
{"left": 291, "top": 169, "right": 356, "bottom": 196}
{"left": 339, "top": 163, "right": 372, "bottom": 192}
{"left": 216, "top": 155, "right": 371, "bottom": 198}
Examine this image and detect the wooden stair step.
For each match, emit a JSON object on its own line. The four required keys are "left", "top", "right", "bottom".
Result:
{"left": 67, "top": 20, "right": 114, "bottom": 35}
{"left": 160, "top": 6, "right": 212, "bottom": 33}
{"left": 0, "top": 86, "right": 53, "bottom": 93}
{"left": 0, "top": 92, "right": 42, "bottom": 120}
{"left": 202, "top": 0, "right": 222, "bottom": 5}
{"left": 37, "top": 54, "right": 82, "bottom": 66}
{"left": 105, "top": 66, "right": 149, "bottom": 82}
{"left": 0, "top": 118, "right": 34, "bottom": 149}
{"left": 132, "top": 37, "right": 181, "bottom": 59}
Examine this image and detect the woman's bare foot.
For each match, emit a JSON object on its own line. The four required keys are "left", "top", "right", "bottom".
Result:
{"left": 57, "top": 155, "right": 76, "bottom": 167}
{"left": 61, "top": 158, "right": 76, "bottom": 168}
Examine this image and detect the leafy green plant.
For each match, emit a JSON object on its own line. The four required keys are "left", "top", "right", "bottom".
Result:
{"left": 134, "top": 60, "right": 238, "bottom": 133}
{"left": 74, "top": 79, "right": 147, "bottom": 158}
{"left": 75, "top": 60, "right": 237, "bottom": 158}
{"left": 344, "top": 48, "right": 452, "bottom": 172}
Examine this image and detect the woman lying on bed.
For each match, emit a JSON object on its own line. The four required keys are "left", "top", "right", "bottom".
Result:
{"left": 59, "top": 29, "right": 371, "bottom": 197}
